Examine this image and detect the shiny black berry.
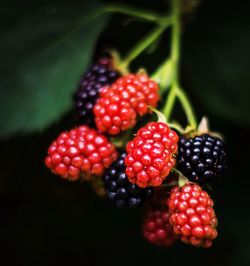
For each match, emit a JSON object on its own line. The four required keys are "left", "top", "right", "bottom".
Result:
{"left": 73, "top": 56, "right": 120, "bottom": 125}
{"left": 103, "top": 152, "right": 153, "bottom": 208}
{"left": 177, "top": 134, "right": 226, "bottom": 183}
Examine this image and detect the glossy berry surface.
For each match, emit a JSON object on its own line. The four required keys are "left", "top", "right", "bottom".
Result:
{"left": 142, "top": 207, "right": 176, "bottom": 246}
{"left": 94, "top": 74, "right": 160, "bottom": 135}
{"left": 103, "top": 152, "right": 153, "bottom": 208}
{"left": 74, "top": 56, "right": 120, "bottom": 125}
{"left": 125, "top": 122, "right": 179, "bottom": 188}
{"left": 45, "top": 126, "right": 118, "bottom": 181}
{"left": 168, "top": 183, "right": 218, "bottom": 248}
{"left": 178, "top": 134, "right": 226, "bottom": 183}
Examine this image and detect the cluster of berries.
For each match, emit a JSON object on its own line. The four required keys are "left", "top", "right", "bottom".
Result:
{"left": 45, "top": 55, "right": 226, "bottom": 248}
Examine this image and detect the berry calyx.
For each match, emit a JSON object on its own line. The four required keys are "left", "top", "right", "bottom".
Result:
{"left": 103, "top": 152, "right": 153, "bottom": 208}
{"left": 177, "top": 134, "right": 226, "bottom": 184}
{"left": 125, "top": 122, "right": 179, "bottom": 188}
{"left": 142, "top": 207, "right": 176, "bottom": 246}
{"left": 45, "top": 126, "right": 118, "bottom": 181}
{"left": 74, "top": 55, "right": 120, "bottom": 125}
{"left": 93, "top": 73, "right": 160, "bottom": 135}
{"left": 167, "top": 183, "right": 218, "bottom": 248}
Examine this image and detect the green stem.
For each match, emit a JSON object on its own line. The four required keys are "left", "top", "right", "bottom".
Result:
{"left": 176, "top": 88, "right": 197, "bottom": 129}
{"left": 163, "top": 86, "right": 176, "bottom": 120}
{"left": 162, "top": 0, "right": 180, "bottom": 119}
{"left": 151, "top": 59, "right": 172, "bottom": 93}
{"left": 148, "top": 106, "right": 167, "bottom": 124}
{"left": 171, "top": 0, "right": 181, "bottom": 86}
{"left": 162, "top": 0, "right": 197, "bottom": 129}
{"left": 172, "top": 168, "right": 189, "bottom": 187}
{"left": 178, "top": 174, "right": 189, "bottom": 187}
{"left": 121, "top": 18, "right": 172, "bottom": 69}
{"left": 167, "top": 121, "right": 185, "bottom": 134}
{"left": 105, "top": 5, "right": 165, "bottom": 24}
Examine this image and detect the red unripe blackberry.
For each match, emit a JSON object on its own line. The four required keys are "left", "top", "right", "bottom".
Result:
{"left": 142, "top": 207, "right": 176, "bottom": 247}
{"left": 74, "top": 55, "right": 120, "bottom": 125}
{"left": 93, "top": 74, "right": 160, "bottom": 135}
{"left": 125, "top": 122, "right": 179, "bottom": 188}
{"left": 103, "top": 152, "right": 153, "bottom": 208}
{"left": 167, "top": 183, "right": 218, "bottom": 248}
{"left": 45, "top": 126, "right": 118, "bottom": 181}
{"left": 178, "top": 134, "right": 226, "bottom": 184}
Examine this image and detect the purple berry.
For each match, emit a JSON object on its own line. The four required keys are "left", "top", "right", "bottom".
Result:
{"left": 73, "top": 56, "right": 120, "bottom": 125}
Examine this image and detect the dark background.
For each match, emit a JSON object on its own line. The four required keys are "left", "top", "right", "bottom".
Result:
{"left": 1, "top": 0, "right": 250, "bottom": 265}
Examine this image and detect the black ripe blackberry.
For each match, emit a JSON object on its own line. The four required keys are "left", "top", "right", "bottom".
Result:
{"left": 178, "top": 134, "right": 226, "bottom": 183}
{"left": 73, "top": 56, "right": 120, "bottom": 125}
{"left": 103, "top": 152, "right": 153, "bottom": 208}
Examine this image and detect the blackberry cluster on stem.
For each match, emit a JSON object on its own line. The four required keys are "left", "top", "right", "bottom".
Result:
{"left": 73, "top": 55, "right": 120, "bottom": 126}
{"left": 103, "top": 152, "right": 153, "bottom": 208}
{"left": 42, "top": 0, "right": 226, "bottom": 249}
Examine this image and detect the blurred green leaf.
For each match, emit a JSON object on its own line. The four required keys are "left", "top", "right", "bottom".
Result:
{"left": 183, "top": 2, "right": 250, "bottom": 125}
{"left": 0, "top": 0, "right": 109, "bottom": 138}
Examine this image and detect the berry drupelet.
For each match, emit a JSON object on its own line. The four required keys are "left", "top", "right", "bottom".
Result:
{"left": 45, "top": 126, "right": 118, "bottom": 181}
{"left": 168, "top": 183, "right": 218, "bottom": 248}
{"left": 125, "top": 122, "right": 179, "bottom": 188}
{"left": 73, "top": 56, "right": 120, "bottom": 125}
{"left": 178, "top": 134, "right": 226, "bottom": 184}
{"left": 103, "top": 152, "right": 153, "bottom": 208}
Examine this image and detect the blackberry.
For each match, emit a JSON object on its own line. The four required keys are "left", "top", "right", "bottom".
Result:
{"left": 73, "top": 56, "right": 120, "bottom": 125}
{"left": 177, "top": 134, "right": 226, "bottom": 183}
{"left": 125, "top": 122, "right": 178, "bottom": 187}
{"left": 45, "top": 125, "right": 118, "bottom": 181}
{"left": 142, "top": 207, "right": 176, "bottom": 247}
{"left": 103, "top": 152, "right": 153, "bottom": 208}
{"left": 94, "top": 74, "right": 160, "bottom": 135}
{"left": 168, "top": 183, "right": 218, "bottom": 247}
